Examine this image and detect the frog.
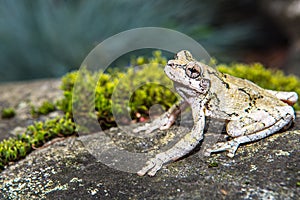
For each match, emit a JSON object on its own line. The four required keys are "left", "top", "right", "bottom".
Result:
{"left": 135, "top": 50, "right": 298, "bottom": 176}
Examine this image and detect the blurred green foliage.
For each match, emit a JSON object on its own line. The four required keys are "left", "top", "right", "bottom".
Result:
{"left": 0, "top": 0, "right": 283, "bottom": 82}
{"left": 1, "top": 107, "right": 16, "bottom": 119}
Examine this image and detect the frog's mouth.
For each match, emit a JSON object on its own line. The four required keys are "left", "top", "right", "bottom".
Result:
{"left": 173, "top": 82, "right": 199, "bottom": 98}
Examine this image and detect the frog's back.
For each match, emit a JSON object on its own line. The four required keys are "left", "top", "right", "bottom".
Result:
{"left": 222, "top": 73, "right": 287, "bottom": 107}
{"left": 205, "top": 72, "right": 288, "bottom": 120}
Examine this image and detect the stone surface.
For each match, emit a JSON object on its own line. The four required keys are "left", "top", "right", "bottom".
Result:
{"left": 0, "top": 123, "right": 299, "bottom": 199}
{"left": 0, "top": 79, "right": 299, "bottom": 199}
{"left": 0, "top": 79, "right": 63, "bottom": 140}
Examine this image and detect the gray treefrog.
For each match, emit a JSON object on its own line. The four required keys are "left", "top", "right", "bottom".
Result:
{"left": 136, "top": 50, "right": 298, "bottom": 176}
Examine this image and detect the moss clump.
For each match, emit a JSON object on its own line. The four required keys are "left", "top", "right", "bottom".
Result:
{"left": 0, "top": 138, "right": 30, "bottom": 169}
{"left": 217, "top": 63, "right": 300, "bottom": 110}
{"left": 31, "top": 101, "right": 56, "bottom": 117}
{"left": 1, "top": 107, "right": 16, "bottom": 119}
{"left": 0, "top": 114, "right": 76, "bottom": 170}
{"left": 57, "top": 51, "right": 177, "bottom": 129}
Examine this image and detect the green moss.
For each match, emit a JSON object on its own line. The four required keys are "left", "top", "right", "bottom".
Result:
{"left": 31, "top": 101, "right": 56, "bottom": 117}
{"left": 0, "top": 138, "right": 30, "bottom": 169}
{"left": 38, "top": 101, "right": 56, "bottom": 115}
{"left": 1, "top": 107, "right": 16, "bottom": 119}
{"left": 208, "top": 161, "right": 219, "bottom": 168}
{"left": 217, "top": 63, "right": 300, "bottom": 110}
{"left": 0, "top": 114, "right": 76, "bottom": 170}
{"left": 57, "top": 51, "right": 177, "bottom": 129}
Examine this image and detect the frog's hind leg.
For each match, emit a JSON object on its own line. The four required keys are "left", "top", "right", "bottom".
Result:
{"left": 206, "top": 106, "right": 295, "bottom": 157}
{"left": 266, "top": 90, "right": 298, "bottom": 106}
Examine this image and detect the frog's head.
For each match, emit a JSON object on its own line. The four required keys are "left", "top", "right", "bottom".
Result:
{"left": 165, "top": 50, "right": 210, "bottom": 95}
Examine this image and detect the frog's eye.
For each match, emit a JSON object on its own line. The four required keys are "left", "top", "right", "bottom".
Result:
{"left": 185, "top": 62, "right": 201, "bottom": 79}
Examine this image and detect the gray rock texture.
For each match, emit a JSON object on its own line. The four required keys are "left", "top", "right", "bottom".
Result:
{"left": 0, "top": 79, "right": 299, "bottom": 199}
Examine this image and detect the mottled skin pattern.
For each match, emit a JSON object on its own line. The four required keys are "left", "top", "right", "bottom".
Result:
{"left": 136, "top": 50, "right": 298, "bottom": 176}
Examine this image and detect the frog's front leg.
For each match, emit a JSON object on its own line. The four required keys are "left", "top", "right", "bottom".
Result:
{"left": 137, "top": 101, "right": 205, "bottom": 176}
{"left": 206, "top": 105, "right": 295, "bottom": 157}
{"left": 133, "top": 100, "right": 189, "bottom": 134}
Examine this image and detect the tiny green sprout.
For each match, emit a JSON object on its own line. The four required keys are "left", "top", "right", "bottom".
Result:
{"left": 1, "top": 107, "right": 16, "bottom": 119}
{"left": 297, "top": 182, "right": 300, "bottom": 187}
{"left": 208, "top": 161, "right": 219, "bottom": 168}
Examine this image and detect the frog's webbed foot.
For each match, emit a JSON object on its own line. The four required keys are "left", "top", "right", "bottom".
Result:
{"left": 205, "top": 140, "right": 239, "bottom": 158}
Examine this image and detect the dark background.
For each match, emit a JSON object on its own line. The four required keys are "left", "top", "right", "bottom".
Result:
{"left": 0, "top": 0, "right": 299, "bottom": 83}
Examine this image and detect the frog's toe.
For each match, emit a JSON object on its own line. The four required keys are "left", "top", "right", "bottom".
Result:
{"left": 147, "top": 163, "right": 163, "bottom": 176}
{"left": 207, "top": 141, "right": 239, "bottom": 157}
{"left": 137, "top": 157, "right": 164, "bottom": 176}
{"left": 137, "top": 160, "right": 155, "bottom": 176}
{"left": 226, "top": 151, "right": 236, "bottom": 158}
{"left": 203, "top": 149, "right": 212, "bottom": 157}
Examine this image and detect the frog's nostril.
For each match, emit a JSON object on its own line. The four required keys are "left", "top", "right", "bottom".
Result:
{"left": 167, "top": 62, "right": 175, "bottom": 68}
